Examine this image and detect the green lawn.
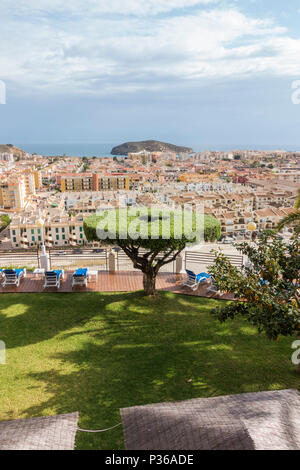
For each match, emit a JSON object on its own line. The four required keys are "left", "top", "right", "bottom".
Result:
{"left": 0, "top": 291, "right": 299, "bottom": 450}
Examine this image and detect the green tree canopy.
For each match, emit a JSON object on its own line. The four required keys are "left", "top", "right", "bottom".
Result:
{"left": 209, "top": 231, "right": 300, "bottom": 371}
{"left": 84, "top": 208, "right": 221, "bottom": 294}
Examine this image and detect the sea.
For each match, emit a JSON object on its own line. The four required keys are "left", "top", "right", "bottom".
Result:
{"left": 16, "top": 143, "right": 300, "bottom": 158}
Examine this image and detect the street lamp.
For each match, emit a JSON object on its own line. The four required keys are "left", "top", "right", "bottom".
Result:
{"left": 247, "top": 222, "right": 257, "bottom": 232}
{"left": 247, "top": 221, "right": 257, "bottom": 241}
{"left": 36, "top": 212, "right": 46, "bottom": 254}
{"left": 36, "top": 210, "right": 50, "bottom": 271}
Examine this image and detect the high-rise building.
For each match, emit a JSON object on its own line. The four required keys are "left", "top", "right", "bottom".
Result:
{"left": 0, "top": 152, "right": 14, "bottom": 162}
{"left": 0, "top": 177, "right": 26, "bottom": 210}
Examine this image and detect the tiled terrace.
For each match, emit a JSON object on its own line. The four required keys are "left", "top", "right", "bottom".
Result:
{"left": 0, "top": 271, "right": 234, "bottom": 300}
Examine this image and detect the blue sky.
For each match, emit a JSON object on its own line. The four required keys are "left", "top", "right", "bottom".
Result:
{"left": 0, "top": 0, "right": 300, "bottom": 148}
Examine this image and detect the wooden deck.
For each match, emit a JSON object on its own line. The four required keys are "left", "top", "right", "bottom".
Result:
{"left": 0, "top": 271, "right": 234, "bottom": 300}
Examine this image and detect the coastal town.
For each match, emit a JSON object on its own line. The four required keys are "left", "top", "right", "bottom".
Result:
{"left": 0, "top": 143, "right": 298, "bottom": 250}
{"left": 1, "top": 0, "right": 300, "bottom": 453}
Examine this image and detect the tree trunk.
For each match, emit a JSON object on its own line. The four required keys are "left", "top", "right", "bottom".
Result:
{"left": 143, "top": 271, "right": 157, "bottom": 295}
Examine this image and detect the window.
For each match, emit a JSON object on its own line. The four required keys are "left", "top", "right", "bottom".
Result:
{"left": 31, "top": 229, "right": 34, "bottom": 234}
{"left": 56, "top": 228, "right": 59, "bottom": 233}
{"left": 38, "top": 236, "right": 41, "bottom": 241}
{"left": 32, "top": 236, "right": 35, "bottom": 242}
{"left": 62, "top": 235, "right": 65, "bottom": 240}
{"left": 56, "top": 235, "right": 59, "bottom": 241}
{"left": 79, "top": 227, "right": 83, "bottom": 232}
{"left": 13, "top": 237, "right": 16, "bottom": 243}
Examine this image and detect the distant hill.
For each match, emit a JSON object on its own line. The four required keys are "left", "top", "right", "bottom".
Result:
{"left": 0, "top": 144, "right": 26, "bottom": 157}
{"left": 111, "top": 140, "right": 193, "bottom": 156}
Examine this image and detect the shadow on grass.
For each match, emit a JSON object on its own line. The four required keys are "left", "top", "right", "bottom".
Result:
{"left": 0, "top": 291, "right": 299, "bottom": 450}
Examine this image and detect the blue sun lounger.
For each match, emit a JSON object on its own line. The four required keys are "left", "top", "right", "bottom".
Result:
{"left": 43, "top": 270, "right": 64, "bottom": 289}
{"left": 182, "top": 269, "right": 211, "bottom": 291}
{"left": 2, "top": 268, "right": 26, "bottom": 287}
{"left": 72, "top": 268, "right": 88, "bottom": 288}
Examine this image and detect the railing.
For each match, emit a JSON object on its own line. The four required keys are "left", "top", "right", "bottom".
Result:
{"left": 0, "top": 249, "right": 40, "bottom": 269}
{"left": 185, "top": 251, "right": 243, "bottom": 271}
{"left": 0, "top": 248, "right": 243, "bottom": 274}
{"left": 116, "top": 249, "right": 176, "bottom": 273}
{"left": 116, "top": 250, "right": 133, "bottom": 271}
{"left": 49, "top": 249, "right": 108, "bottom": 271}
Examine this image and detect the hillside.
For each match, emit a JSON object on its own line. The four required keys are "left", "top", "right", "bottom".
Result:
{"left": 0, "top": 144, "right": 26, "bottom": 157}
{"left": 111, "top": 140, "right": 193, "bottom": 155}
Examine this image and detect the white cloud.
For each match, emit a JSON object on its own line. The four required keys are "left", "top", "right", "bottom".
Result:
{"left": 0, "top": 0, "right": 219, "bottom": 17}
{"left": 0, "top": 4, "right": 300, "bottom": 96}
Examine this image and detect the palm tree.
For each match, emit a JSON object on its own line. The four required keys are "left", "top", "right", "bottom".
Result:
{"left": 277, "top": 187, "right": 300, "bottom": 237}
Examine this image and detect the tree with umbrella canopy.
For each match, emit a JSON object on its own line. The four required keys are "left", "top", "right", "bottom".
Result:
{"left": 84, "top": 207, "right": 221, "bottom": 295}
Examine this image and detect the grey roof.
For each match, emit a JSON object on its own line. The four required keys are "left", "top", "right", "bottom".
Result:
{"left": 121, "top": 389, "right": 300, "bottom": 450}
{"left": 0, "top": 412, "right": 79, "bottom": 450}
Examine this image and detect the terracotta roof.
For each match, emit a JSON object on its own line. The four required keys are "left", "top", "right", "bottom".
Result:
{"left": 255, "top": 208, "right": 277, "bottom": 217}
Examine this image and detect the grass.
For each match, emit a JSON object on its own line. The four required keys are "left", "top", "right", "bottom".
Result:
{"left": 0, "top": 291, "right": 299, "bottom": 450}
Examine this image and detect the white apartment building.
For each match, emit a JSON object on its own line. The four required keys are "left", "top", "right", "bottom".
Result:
{"left": 0, "top": 153, "right": 14, "bottom": 162}
{"left": 10, "top": 213, "right": 87, "bottom": 248}
{"left": 220, "top": 212, "right": 253, "bottom": 236}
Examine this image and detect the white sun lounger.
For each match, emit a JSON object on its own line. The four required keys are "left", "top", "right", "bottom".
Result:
{"left": 2, "top": 268, "right": 26, "bottom": 287}
{"left": 43, "top": 270, "right": 64, "bottom": 289}
{"left": 72, "top": 268, "right": 88, "bottom": 288}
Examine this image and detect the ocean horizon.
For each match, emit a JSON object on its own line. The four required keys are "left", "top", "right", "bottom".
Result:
{"left": 15, "top": 142, "right": 300, "bottom": 157}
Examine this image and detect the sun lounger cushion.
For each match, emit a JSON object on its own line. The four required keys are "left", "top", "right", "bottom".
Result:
{"left": 46, "top": 270, "right": 63, "bottom": 278}
{"left": 198, "top": 272, "right": 211, "bottom": 279}
{"left": 4, "top": 269, "right": 25, "bottom": 277}
{"left": 186, "top": 270, "right": 210, "bottom": 282}
{"left": 73, "top": 269, "right": 88, "bottom": 277}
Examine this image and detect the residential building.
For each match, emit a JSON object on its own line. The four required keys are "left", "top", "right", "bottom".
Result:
{"left": 0, "top": 177, "right": 26, "bottom": 210}
{"left": 10, "top": 212, "right": 87, "bottom": 248}
{"left": 61, "top": 173, "right": 93, "bottom": 192}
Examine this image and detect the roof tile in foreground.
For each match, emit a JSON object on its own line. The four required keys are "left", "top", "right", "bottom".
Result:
{"left": 121, "top": 389, "right": 300, "bottom": 450}
{"left": 0, "top": 412, "right": 79, "bottom": 450}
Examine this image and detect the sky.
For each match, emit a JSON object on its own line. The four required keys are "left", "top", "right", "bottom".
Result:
{"left": 1, "top": 0, "right": 300, "bottom": 149}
